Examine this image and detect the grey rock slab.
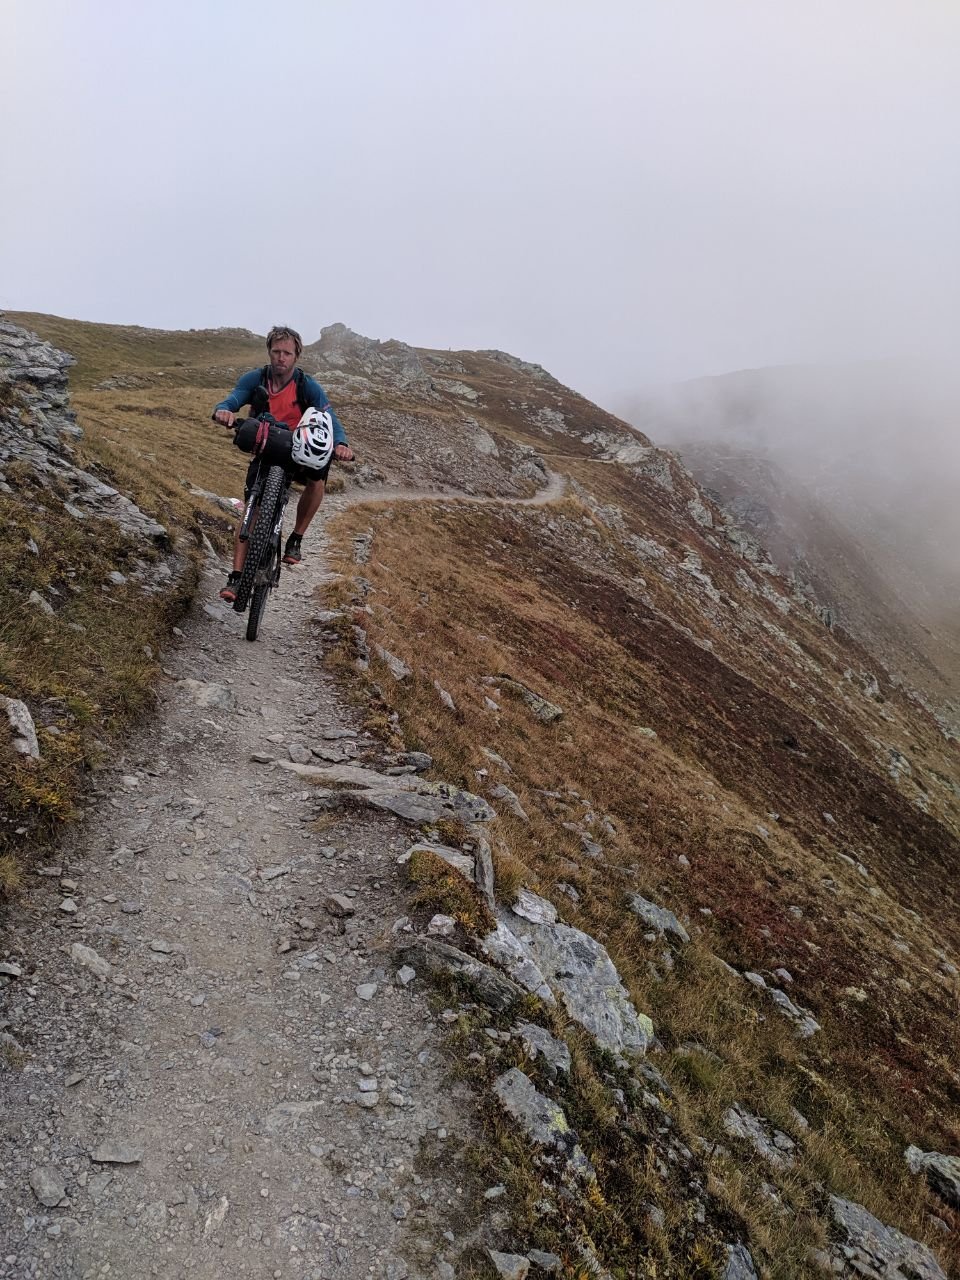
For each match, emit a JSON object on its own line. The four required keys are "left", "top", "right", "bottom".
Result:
{"left": 495, "top": 897, "right": 654, "bottom": 1054}
{"left": 90, "top": 1140, "right": 143, "bottom": 1164}
{"left": 310, "top": 745, "right": 352, "bottom": 762}
{"left": 511, "top": 889, "right": 557, "bottom": 925}
{"left": 70, "top": 942, "right": 112, "bottom": 979}
{"left": 373, "top": 644, "right": 411, "bottom": 680}
{"left": 722, "top": 1243, "right": 760, "bottom": 1279}
{"left": 0, "top": 961, "right": 23, "bottom": 977}
{"left": 497, "top": 677, "right": 563, "bottom": 722}
{"left": 400, "top": 750, "right": 433, "bottom": 771}
{"left": 274, "top": 761, "right": 495, "bottom": 821}
{"left": 288, "top": 743, "right": 312, "bottom": 764}
{"left": 28, "top": 589, "right": 55, "bottom": 615}
{"left": 29, "top": 1165, "right": 66, "bottom": 1207}
{"left": 356, "top": 983, "right": 378, "bottom": 1000}
{"left": 488, "top": 1252, "right": 531, "bottom": 1280}
{"left": 764, "top": 985, "right": 821, "bottom": 1038}
{"left": 493, "top": 1068, "right": 594, "bottom": 1180}
{"left": 514, "top": 1022, "right": 572, "bottom": 1078}
{"left": 364, "top": 785, "right": 495, "bottom": 826}
{"left": 722, "top": 1104, "right": 795, "bottom": 1169}
{"left": 829, "top": 1195, "right": 948, "bottom": 1280}
{"left": 397, "top": 938, "right": 526, "bottom": 1012}
{"left": 469, "top": 827, "right": 496, "bottom": 908}
{"left": 400, "top": 841, "right": 475, "bottom": 881}
{"left": 627, "top": 894, "right": 690, "bottom": 944}
{"left": 527, "top": 1251, "right": 562, "bottom": 1274}
{"left": 482, "top": 747, "right": 513, "bottom": 773}
{"left": 490, "top": 783, "right": 528, "bottom": 821}
{"left": 481, "top": 921, "right": 555, "bottom": 1004}
{"left": 87, "top": 1171, "right": 114, "bottom": 1204}
{"left": 904, "top": 1145, "right": 960, "bottom": 1209}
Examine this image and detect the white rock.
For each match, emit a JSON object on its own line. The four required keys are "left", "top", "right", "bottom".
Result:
{"left": 427, "top": 914, "right": 456, "bottom": 937}
{"left": 2, "top": 697, "right": 40, "bottom": 759}
{"left": 70, "top": 943, "right": 111, "bottom": 980}
{"left": 203, "top": 1195, "right": 230, "bottom": 1237}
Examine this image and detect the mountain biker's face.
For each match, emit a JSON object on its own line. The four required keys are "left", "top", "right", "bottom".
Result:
{"left": 268, "top": 339, "right": 297, "bottom": 381}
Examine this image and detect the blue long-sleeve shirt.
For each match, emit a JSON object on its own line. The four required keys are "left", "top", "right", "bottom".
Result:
{"left": 215, "top": 367, "right": 347, "bottom": 446}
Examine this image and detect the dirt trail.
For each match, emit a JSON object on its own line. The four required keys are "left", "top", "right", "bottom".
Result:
{"left": 335, "top": 469, "right": 567, "bottom": 511}
{"left": 0, "top": 469, "right": 577, "bottom": 1280}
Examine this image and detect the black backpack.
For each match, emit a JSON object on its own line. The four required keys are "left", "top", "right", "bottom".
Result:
{"left": 249, "top": 366, "right": 311, "bottom": 419}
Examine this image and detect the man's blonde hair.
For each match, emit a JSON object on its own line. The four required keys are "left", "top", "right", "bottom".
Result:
{"left": 266, "top": 325, "right": 303, "bottom": 359}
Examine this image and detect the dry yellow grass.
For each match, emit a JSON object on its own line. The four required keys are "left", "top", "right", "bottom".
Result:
{"left": 318, "top": 494, "right": 959, "bottom": 1276}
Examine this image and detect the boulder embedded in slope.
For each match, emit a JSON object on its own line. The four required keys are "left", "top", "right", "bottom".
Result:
{"left": 493, "top": 1068, "right": 594, "bottom": 1181}
{"left": 904, "top": 1145, "right": 960, "bottom": 1210}
{"left": 496, "top": 677, "right": 563, "bottom": 723}
{"left": 487, "top": 892, "right": 654, "bottom": 1055}
{"left": 828, "top": 1195, "right": 947, "bottom": 1280}
{"left": 395, "top": 938, "right": 525, "bottom": 1012}
{"left": 275, "top": 761, "right": 495, "bottom": 825}
{"left": 628, "top": 894, "right": 690, "bottom": 944}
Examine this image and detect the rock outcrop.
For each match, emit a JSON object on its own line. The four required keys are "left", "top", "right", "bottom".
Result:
{"left": 0, "top": 316, "right": 176, "bottom": 569}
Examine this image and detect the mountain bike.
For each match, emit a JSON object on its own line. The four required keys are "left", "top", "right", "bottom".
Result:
{"left": 232, "top": 452, "right": 292, "bottom": 642}
{"left": 213, "top": 410, "right": 346, "bottom": 642}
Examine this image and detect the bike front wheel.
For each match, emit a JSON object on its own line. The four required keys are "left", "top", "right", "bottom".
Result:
{"left": 233, "top": 465, "right": 286, "bottom": 613}
{"left": 246, "top": 581, "right": 270, "bottom": 641}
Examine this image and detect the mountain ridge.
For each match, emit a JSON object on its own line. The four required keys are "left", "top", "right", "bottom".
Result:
{"left": 2, "top": 311, "right": 958, "bottom": 1276}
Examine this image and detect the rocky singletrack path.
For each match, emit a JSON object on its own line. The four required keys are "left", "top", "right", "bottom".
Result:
{"left": 0, "top": 471, "right": 574, "bottom": 1280}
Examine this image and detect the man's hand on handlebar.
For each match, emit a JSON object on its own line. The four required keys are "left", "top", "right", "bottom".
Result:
{"left": 213, "top": 409, "right": 237, "bottom": 428}
{"left": 334, "top": 443, "right": 354, "bottom": 463}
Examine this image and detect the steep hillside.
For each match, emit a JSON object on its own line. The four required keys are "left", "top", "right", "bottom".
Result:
{"left": 5, "top": 313, "right": 959, "bottom": 1277}
{"left": 618, "top": 363, "right": 960, "bottom": 737}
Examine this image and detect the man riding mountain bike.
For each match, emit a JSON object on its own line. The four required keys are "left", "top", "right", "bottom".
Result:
{"left": 212, "top": 325, "right": 353, "bottom": 601}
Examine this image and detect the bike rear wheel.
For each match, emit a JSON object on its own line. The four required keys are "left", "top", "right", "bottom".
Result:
{"left": 233, "top": 465, "right": 286, "bottom": 613}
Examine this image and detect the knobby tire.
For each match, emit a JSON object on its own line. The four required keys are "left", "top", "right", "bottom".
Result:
{"left": 233, "top": 465, "right": 286, "bottom": 613}
{"left": 246, "top": 581, "right": 270, "bottom": 641}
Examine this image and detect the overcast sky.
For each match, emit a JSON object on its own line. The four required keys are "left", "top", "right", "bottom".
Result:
{"left": 3, "top": 1, "right": 958, "bottom": 401}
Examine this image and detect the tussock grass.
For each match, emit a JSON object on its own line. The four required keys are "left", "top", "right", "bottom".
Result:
{"left": 407, "top": 847, "right": 496, "bottom": 933}
{"left": 319, "top": 495, "right": 959, "bottom": 1276}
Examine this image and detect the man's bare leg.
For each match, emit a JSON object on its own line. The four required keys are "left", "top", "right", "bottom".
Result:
{"left": 231, "top": 523, "right": 249, "bottom": 573}
{"left": 292, "top": 478, "right": 325, "bottom": 536}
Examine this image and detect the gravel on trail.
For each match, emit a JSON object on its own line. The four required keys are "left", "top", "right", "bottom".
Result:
{"left": 0, "top": 500, "right": 480, "bottom": 1280}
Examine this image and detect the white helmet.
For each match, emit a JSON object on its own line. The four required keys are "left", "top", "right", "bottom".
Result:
{"left": 291, "top": 407, "right": 335, "bottom": 470}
